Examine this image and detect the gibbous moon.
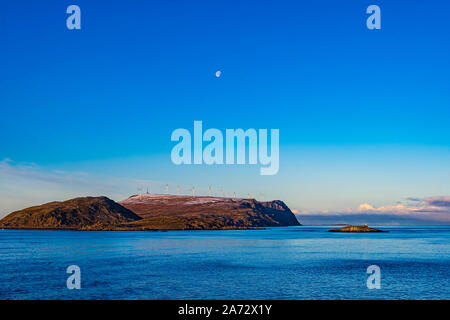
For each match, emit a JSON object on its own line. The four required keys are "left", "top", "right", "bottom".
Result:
{"left": 215, "top": 70, "right": 221, "bottom": 78}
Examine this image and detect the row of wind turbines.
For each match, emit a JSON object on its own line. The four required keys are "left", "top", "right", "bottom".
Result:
{"left": 137, "top": 185, "right": 265, "bottom": 201}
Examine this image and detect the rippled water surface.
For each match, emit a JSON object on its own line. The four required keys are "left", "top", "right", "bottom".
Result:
{"left": 0, "top": 226, "right": 449, "bottom": 299}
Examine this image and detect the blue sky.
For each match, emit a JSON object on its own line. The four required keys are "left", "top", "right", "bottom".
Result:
{"left": 1, "top": 1, "right": 449, "bottom": 223}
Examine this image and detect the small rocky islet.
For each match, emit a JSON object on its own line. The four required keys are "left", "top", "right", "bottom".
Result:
{"left": 328, "top": 225, "right": 388, "bottom": 233}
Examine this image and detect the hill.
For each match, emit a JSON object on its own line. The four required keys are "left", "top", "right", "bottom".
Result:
{"left": 119, "top": 194, "right": 301, "bottom": 230}
{"left": 0, "top": 196, "right": 141, "bottom": 230}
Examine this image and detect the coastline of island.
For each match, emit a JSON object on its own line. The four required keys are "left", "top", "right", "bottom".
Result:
{"left": 0, "top": 194, "right": 301, "bottom": 231}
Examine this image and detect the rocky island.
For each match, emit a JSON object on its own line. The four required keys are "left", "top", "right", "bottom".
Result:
{"left": 0, "top": 194, "right": 301, "bottom": 231}
{"left": 328, "top": 225, "right": 387, "bottom": 233}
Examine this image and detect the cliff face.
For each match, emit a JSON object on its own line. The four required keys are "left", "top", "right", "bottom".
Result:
{"left": 0, "top": 196, "right": 142, "bottom": 230}
{"left": 0, "top": 194, "right": 300, "bottom": 231}
{"left": 119, "top": 194, "right": 301, "bottom": 230}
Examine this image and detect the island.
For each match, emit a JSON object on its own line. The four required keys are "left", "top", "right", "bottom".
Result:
{"left": 0, "top": 194, "right": 301, "bottom": 231}
{"left": 328, "top": 225, "right": 387, "bottom": 233}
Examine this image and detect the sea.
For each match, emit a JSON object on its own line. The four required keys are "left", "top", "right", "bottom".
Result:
{"left": 0, "top": 226, "right": 449, "bottom": 300}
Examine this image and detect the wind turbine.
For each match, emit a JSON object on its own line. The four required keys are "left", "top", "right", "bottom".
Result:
{"left": 166, "top": 184, "right": 169, "bottom": 195}
{"left": 177, "top": 185, "right": 180, "bottom": 195}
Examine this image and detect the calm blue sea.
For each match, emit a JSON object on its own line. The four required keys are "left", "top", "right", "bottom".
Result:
{"left": 0, "top": 226, "right": 449, "bottom": 300}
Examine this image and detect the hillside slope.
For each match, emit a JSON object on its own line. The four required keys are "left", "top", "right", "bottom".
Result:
{"left": 0, "top": 196, "right": 142, "bottom": 230}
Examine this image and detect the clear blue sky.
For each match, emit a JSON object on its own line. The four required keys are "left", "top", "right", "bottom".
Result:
{"left": 1, "top": 1, "right": 449, "bottom": 223}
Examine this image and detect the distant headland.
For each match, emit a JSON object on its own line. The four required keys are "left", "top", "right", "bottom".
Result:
{"left": 0, "top": 194, "right": 301, "bottom": 231}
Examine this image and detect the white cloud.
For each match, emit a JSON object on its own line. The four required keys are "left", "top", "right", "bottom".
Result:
{"left": 295, "top": 196, "right": 450, "bottom": 225}
{"left": 298, "top": 197, "right": 450, "bottom": 216}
